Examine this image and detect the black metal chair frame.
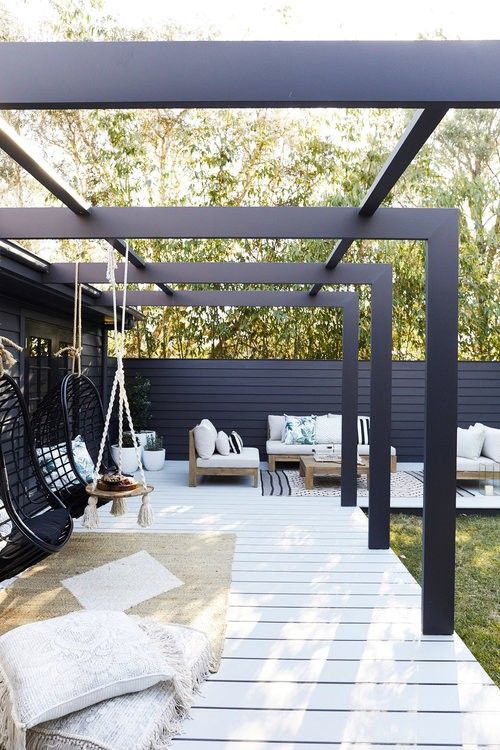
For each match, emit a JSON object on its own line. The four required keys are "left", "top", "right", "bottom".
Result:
{"left": 0, "top": 374, "right": 73, "bottom": 581}
{"left": 31, "top": 373, "right": 114, "bottom": 517}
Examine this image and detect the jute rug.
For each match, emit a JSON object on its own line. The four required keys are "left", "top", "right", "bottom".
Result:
{"left": 261, "top": 468, "right": 477, "bottom": 498}
{"left": 0, "top": 532, "right": 235, "bottom": 670}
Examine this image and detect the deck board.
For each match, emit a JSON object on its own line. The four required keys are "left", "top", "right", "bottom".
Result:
{"left": 75, "top": 460, "right": 499, "bottom": 748}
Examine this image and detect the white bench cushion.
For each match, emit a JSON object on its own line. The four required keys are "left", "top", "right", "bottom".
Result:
{"left": 197, "top": 447, "right": 260, "bottom": 469}
{"left": 266, "top": 440, "right": 396, "bottom": 456}
{"left": 457, "top": 455, "right": 496, "bottom": 472}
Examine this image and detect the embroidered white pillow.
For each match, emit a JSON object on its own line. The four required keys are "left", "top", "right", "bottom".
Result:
{"left": 456, "top": 425, "right": 485, "bottom": 459}
{"left": 26, "top": 620, "right": 212, "bottom": 750}
{"left": 315, "top": 415, "right": 342, "bottom": 444}
{"left": 193, "top": 423, "right": 215, "bottom": 459}
{"left": 215, "top": 430, "right": 231, "bottom": 456}
{"left": 0, "top": 610, "right": 173, "bottom": 749}
{"left": 475, "top": 423, "right": 500, "bottom": 462}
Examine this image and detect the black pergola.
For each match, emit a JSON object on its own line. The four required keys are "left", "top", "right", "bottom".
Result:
{"left": 1, "top": 40, "right": 499, "bottom": 636}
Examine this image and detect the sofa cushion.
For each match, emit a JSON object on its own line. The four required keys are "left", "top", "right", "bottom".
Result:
{"left": 315, "top": 415, "right": 342, "bottom": 443}
{"left": 197, "top": 447, "right": 260, "bottom": 469}
{"left": 358, "top": 444, "right": 396, "bottom": 457}
{"left": 476, "top": 423, "right": 500, "bottom": 463}
{"left": 215, "top": 430, "right": 230, "bottom": 456}
{"left": 268, "top": 415, "right": 285, "bottom": 441}
{"left": 456, "top": 455, "right": 496, "bottom": 472}
{"left": 266, "top": 440, "right": 396, "bottom": 457}
{"left": 457, "top": 425, "right": 485, "bottom": 459}
{"left": 200, "top": 418, "right": 217, "bottom": 441}
{"left": 283, "top": 415, "right": 317, "bottom": 445}
{"left": 193, "top": 423, "right": 216, "bottom": 459}
{"left": 229, "top": 431, "right": 243, "bottom": 454}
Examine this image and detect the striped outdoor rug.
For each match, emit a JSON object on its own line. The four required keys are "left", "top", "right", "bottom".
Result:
{"left": 260, "top": 468, "right": 477, "bottom": 498}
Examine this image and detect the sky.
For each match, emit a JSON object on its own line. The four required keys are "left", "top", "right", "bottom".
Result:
{"left": 4, "top": 0, "right": 500, "bottom": 40}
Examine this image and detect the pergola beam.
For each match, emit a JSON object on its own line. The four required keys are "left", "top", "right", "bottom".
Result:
{"left": 0, "top": 206, "right": 450, "bottom": 240}
{"left": 0, "top": 41, "right": 498, "bottom": 109}
{"left": 0, "top": 117, "right": 174, "bottom": 294}
{"left": 44, "top": 261, "right": 389, "bottom": 285}
{"left": 309, "top": 107, "right": 448, "bottom": 295}
{"left": 97, "top": 289, "right": 360, "bottom": 307}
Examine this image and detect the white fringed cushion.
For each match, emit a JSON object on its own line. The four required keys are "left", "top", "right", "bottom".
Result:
{"left": 26, "top": 621, "right": 212, "bottom": 750}
{"left": 476, "top": 423, "right": 500, "bottom": 462}
{"left": 315, "top": 415, "right": 342, "bottom": 443}
{"left": 215, "top": 430, "right": 231, "bottom": 456}
{"left": 193, "top": 423, "right": 216, "bottom": 459}
{"left": 0, "top": 611, "right": 173, "bottom": 749}
{"left": 457, "top": 425, "right": 485, "bottom": 459}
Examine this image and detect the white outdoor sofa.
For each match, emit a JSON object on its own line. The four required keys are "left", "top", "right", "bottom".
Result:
{"left": 188, "top": 428, "right": 260, "bottom": 487}
{"left": 456, "top": 423, "right": 500, "bottom": 480}
{"left": 266, "top": 414, "right": 398, "bottom": 472}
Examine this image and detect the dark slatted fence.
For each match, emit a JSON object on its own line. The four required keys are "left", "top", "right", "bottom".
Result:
{"left": 119, "top": 359, "right": 500, "bottom": 462}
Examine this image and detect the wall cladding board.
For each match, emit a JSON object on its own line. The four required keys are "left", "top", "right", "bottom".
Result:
{"left": 118, "top": 359, "right": 500, "bottom": 461}
{"left": 0, "top": 295, "right": 103, "bottom": 392}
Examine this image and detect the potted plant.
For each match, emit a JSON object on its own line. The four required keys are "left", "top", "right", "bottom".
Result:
{"left": 111, "top": 433, "right": 140, "bottom": 474}
{"left": 143, "top": 435, "right": 166, "bottom": 472}
{"left": 125, "top": 375, "right": 155, "bottom": 452}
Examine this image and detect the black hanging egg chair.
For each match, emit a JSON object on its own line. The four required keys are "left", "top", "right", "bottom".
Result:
{"left": 0, "top": 374, "right": 73, "bottom": 583}
{"left": 31, "top": 373, "right": 115, "bottom": 518}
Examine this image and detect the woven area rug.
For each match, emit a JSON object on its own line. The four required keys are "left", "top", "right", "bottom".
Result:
{"left": 261, "top": 468, "right": 477, "bottom": 498}
{"left": 0, "top": 532, "right": 235, "bottom": 670}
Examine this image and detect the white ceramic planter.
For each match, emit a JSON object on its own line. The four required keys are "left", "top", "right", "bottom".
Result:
{"left": 143, "top": 449, "right": 166, "bottom": 472}
{"left": 111, "top": 445, "right": 139, "bottom": 474}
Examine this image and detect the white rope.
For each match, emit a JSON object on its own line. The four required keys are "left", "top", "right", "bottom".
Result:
{"left": 83, "top": 242, "right": 153, "bottom": 529}
{"left": 0, "top": 336, "right": 23, "bottom": 377}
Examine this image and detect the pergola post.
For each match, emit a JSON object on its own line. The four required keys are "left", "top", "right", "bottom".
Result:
{"left": 340, "top": 295, "right": 359, "bottom": 506}
{"left": 368, "top": 267, "right": 393, "bottom": 548}
{"left": 422, "top": 214, "right": 459, "bottom": 634}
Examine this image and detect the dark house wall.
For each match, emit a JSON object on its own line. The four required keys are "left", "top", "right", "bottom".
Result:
{"left": 119, "top": 359, "right": 500, "bottom": 462}
{"left": 0, "top": 293, "right": 104, "bottom": 395}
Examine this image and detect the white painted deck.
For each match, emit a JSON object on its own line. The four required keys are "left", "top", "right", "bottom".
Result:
{"left": 78, "top": 461, "right": 500, "bottom": 749}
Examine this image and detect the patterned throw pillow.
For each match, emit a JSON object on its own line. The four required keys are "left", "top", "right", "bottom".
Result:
{"left": 72, "top": 435, "right": 95, "bottom": 482}
{"left": 283, "top": 415, "right": 317, "bottom": 445}
{"left": 229, "top": 431, "right": 243, "bottom": 454}
{"left": 357, "top": 416, "right": 370, "bottom": 445}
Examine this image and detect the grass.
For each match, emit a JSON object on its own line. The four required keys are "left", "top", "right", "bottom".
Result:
{"left": 390, "top": 513, "right": 500, "bottom": 686}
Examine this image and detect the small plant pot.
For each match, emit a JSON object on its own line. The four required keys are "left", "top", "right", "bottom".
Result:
{"left": 143, "top": 448, "right": 166, "bottom": 472}
{"left": 111, "top": 445, "right": 139, "bottom": 474}
{"left": 124, "top": 430, "right": 156, "bottom": 456}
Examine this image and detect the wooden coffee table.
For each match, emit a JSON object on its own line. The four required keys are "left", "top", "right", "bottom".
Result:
{"left": 299, "top": 455, "right": 369, "bottom": 490}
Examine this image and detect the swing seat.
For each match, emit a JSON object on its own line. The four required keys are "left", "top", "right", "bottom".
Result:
{"left": 0, "top": 374, "right": 73, "bottom": 583}
{"left": 32, "top": 374, "right": 115, "bottom": 518}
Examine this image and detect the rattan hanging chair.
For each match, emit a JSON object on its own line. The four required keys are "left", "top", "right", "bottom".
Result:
{"left": 31, "top": 373, "right": 115, "bottom": 518}
{"left": 0, "top": 374, "right": 73, "bottom": 583}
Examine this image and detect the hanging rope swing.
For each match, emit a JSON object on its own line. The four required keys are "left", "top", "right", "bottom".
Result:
{"left": 82, "top": 243, "right": 154, "bottom": 529}
{"left": 55, "top": 260, "right": 83, "bottom": 374}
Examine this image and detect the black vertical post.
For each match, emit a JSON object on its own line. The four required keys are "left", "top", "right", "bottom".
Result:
{"left": 422, "top": 215, "right": 459, "bottom": 634}
{"left": 368, "top": 267, "right": 393, "bottom": 549}
{"left": 341, "top": 296, "right": 359, "bottom": 506}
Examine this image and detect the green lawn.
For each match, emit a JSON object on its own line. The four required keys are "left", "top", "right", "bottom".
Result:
{"left": 390, "top": 514, "right": 500, "bottom": 686}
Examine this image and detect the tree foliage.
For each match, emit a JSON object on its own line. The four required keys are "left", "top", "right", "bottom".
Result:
{"left": 1, "top": 0, "right": 498, "bottom": 360}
